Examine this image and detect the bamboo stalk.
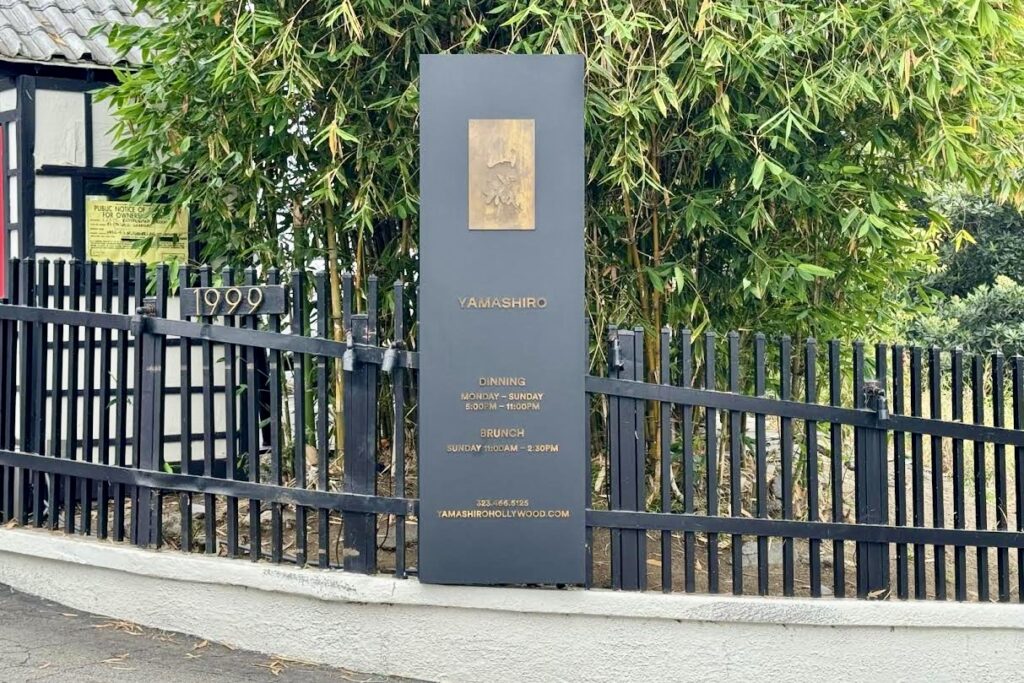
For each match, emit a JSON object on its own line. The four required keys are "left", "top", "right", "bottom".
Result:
{"left": 324, "top": 202, "right": 346, "bottom": 454}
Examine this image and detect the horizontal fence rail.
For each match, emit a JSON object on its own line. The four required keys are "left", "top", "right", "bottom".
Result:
{"left": 2, "top": 256, "right": 1024, "bottom": 603}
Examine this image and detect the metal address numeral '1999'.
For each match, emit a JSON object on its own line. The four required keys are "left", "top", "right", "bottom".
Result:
{"left": 180, "top": 285, "right": 287, "bottom": 317}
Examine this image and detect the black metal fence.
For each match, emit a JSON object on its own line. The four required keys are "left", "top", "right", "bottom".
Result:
{"left": 590, "top": 326, "right": 1024, "bottom": 602}
{"left": 0, "top": 257, "right": 416, "bottom": 575}
{"left": 2, "top": 256, "right": 1024, "bottom": 602}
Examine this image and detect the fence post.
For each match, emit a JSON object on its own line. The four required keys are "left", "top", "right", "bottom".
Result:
{"left": 858, "top": 379, "right": 890, "bottom": 597}
{"left": 13, "top": 259, "right": 35, "bottom": 525}
{"left": 608, "top": 326, "right": 646, "bottom": 591}
{"left": 131, "top": 267, "right": 167, "bottom": 548}
{"left": 343, "top": 290, "right": 379, "bottom": 573}
{"left": 1, "top": 258, "right": 20, "bottom": 522}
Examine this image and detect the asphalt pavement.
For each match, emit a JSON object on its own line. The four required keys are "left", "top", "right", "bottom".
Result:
{"left": 0, "top": 584, "right": 415, "bottom": 682}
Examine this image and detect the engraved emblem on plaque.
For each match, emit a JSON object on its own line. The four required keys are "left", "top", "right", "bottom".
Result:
{"left": 468, "top": 118, "right": 535, "bottom": 230}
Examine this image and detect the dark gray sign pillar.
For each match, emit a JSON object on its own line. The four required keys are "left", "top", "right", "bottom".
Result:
{"left": 419, "top": 54, "right": 585, "bottom": 584}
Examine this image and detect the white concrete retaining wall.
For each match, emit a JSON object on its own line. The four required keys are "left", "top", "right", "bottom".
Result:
{"left": 0, "top": 528, "right": 1023, "bottom": 682}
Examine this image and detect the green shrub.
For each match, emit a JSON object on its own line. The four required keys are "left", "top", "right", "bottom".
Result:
{"left": 928, "top": 194, "right": 1024, "bottom": 298}
{"left": 905, "top": 276, "right": 1024, "bottom": 357}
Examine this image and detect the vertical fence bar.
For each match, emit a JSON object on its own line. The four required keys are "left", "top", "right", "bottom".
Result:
{"left": 606, "top": 326, "right": 619, "bottom": 588}
{"left": 609, "top": 326, "right": 645, "bottom": 590}
{"left": 0, "top": 262, "right": 9, "bottom": 521}
{"left": 679, "top": 329, "right": 695, "bottom": 593}
{"left": 315, "top": 272, "right": 330, "bottom": 568}
{"left": 47, "top": 260, "right": 65, "bottom": 531}
{"left": 780, "top": 336, "right": 794, "bottom": 596}
{"left": 755, "top": 333, "right": 769, "bottom": 595}
{"left": 31, "top": 259, "right": 50, "bottom": 527}
{"left": 132, "top": 297, "right": 156, "bottom": 548}
{"left": 15, "top": 259, "right": 35, "bottom": 525}
{"left": 993, "top": 353, "right": 1009, "bottom": 602}
{"left": 585, "top": 322, "right": 593, "bottom": 589}
{"left": 80, "top": 261, "right": 96, "bottom": 534}
{"left": 198, "top": 266, "right": 216, "bottom": 553}
{"left": 179, "top": 265, "right": 194, "bottom": 553}
{"left": 828, "top": 340, "right": 845, "bottom": 597}
{"left": 852, "top": 341, "right": 864, "bottom": 596}
{"left": 858, "top": 376, "right": 890, "bottom": 598}
{"left": 972, "top": 355, "right": 990, "bottom": 602}
{"left": 222, "top": 266, "right": 240, "bottom": 557}
{"left": 267, "top": 268, "right": 284, "bottom": 564}
{"left": 63, "top": 262, "right": 81, "bottom": 534}
{"left": 929, "top": 347, "right": 947, "bottom": 600}
{"left": 657, "top": 327, "right": 672, "bottom": 590}
{"left": 152, "top": 266, "right": 169, "bottom": 548}
{"left": 291, "top": 270, "right": 307, "bottom": 566}
{"left": 343, "top": 275, "right": 380, "bottom": 574}
{"left": 892, "top": 345, "right": 909, "bottom": 599}
{"left": 96, "top": 262, "right": 113, "bottom": 539}
{"left": 805, "top": 339, "right": 821, "bottom": 597}
{"left": 244, "top": 267, "right": 261, "bottom": 561}
{"left": 910, "top": 346, "right": 926, "bottom": 598}
{"left": 132, "top": 266, "right": 167, "bottom": 548}
{"left": 0, "top": 259, "right": 18, "bottom": 522}
{"left": 112, "top": 262, "right": 130, "bottom": 541}
{"left": 704, "top": 331, "right": 718, "bottom": 594}
{"left": 634, "top": 327, "right": 646, "bottom": 590}
{"left": 727, "top": 331, "right": 742, "bottom": 595}
{"left": 129, "top": 263, "right": 146, "bottom": 544}
{"left": 951, "top": 348, "right": 967, "bottom": 601}
{"left": 1012, "top": 355, "right": 1024, "bottom": 603}
{"left": 1, "top": 262, "right": 11, "bottom": 521}
{"left": 876, "top": 344, "right": 889, "bottom": 598}
{"left": 392, "top": 280, "right": 407, "bottom": 579}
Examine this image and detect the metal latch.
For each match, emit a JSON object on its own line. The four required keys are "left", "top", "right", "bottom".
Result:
{"left": 382, "top": 340, "right": 404, "bottom": 374}
{"left": 342, "top": 330, "right": 356, "bottom": 372}
{"left": 863, "top": 380, "right": 889, "bottom": 420}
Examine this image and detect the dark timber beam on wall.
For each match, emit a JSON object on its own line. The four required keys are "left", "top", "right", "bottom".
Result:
{"left": 16, "top": 75, "right": 34, "bottom": 259}
{"left": 71, "top": 174, "right": 84, "bottom": 260}
{"left": 38, "top": 165, "right": 121, "bottom": 178}
{"left": 84, "top": 91, "right": 94, "bottom": 168}
{"left": 0, "top": 63, "right": 117, "bottom": 86}
{"left": 0, "top": 75, "right": 12, "bottom": 290}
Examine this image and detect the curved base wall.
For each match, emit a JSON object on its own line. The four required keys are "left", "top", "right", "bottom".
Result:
{"left": 0, "top": 528, "right": 1022, "bottom": 682}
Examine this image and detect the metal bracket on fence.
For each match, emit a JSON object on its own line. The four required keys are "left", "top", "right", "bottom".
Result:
{"left": 608, "top": 332, "right": 624, "bottom": 371}
{"left": 130, "top": 298, "right": 158, "bottom": 337}
{"left": 342, "top": 330, "right": 356, "bottom": 372}
{"left": 863, "top": 380, "right": 888, "bottom": 420}
{"left": 381, "top": 340, "right": 403, "bottom": 375}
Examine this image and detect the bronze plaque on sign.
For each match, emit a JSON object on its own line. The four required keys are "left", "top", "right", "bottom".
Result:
{"left": 467, "top": 118, "right": 535, "bottom": 230}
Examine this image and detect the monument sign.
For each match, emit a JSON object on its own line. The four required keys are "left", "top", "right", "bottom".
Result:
{"left": 418, "top": 54, "right": 586, "bottom": 584}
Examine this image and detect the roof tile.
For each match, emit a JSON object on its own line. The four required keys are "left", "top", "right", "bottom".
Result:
{"left": 0, "top": 0, "right": 148, "bottom": 67}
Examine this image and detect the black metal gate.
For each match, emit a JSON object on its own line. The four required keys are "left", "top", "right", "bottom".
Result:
{"left": 0, "top": 258, "right": 416, "bottom": 573}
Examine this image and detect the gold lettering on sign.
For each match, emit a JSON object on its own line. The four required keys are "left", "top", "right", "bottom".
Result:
{"left": 479, "top": 377, "right": 527, "bottom": 387}
{"left": 458, "top": 296, "right": 547, "bottom": 309}
{"left": 468, "top": 119, "right": 535, "bottom": 230}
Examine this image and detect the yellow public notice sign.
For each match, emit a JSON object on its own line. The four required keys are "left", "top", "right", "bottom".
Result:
{"left": 85, "top": 200, "right": 188, "bottom": 263}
